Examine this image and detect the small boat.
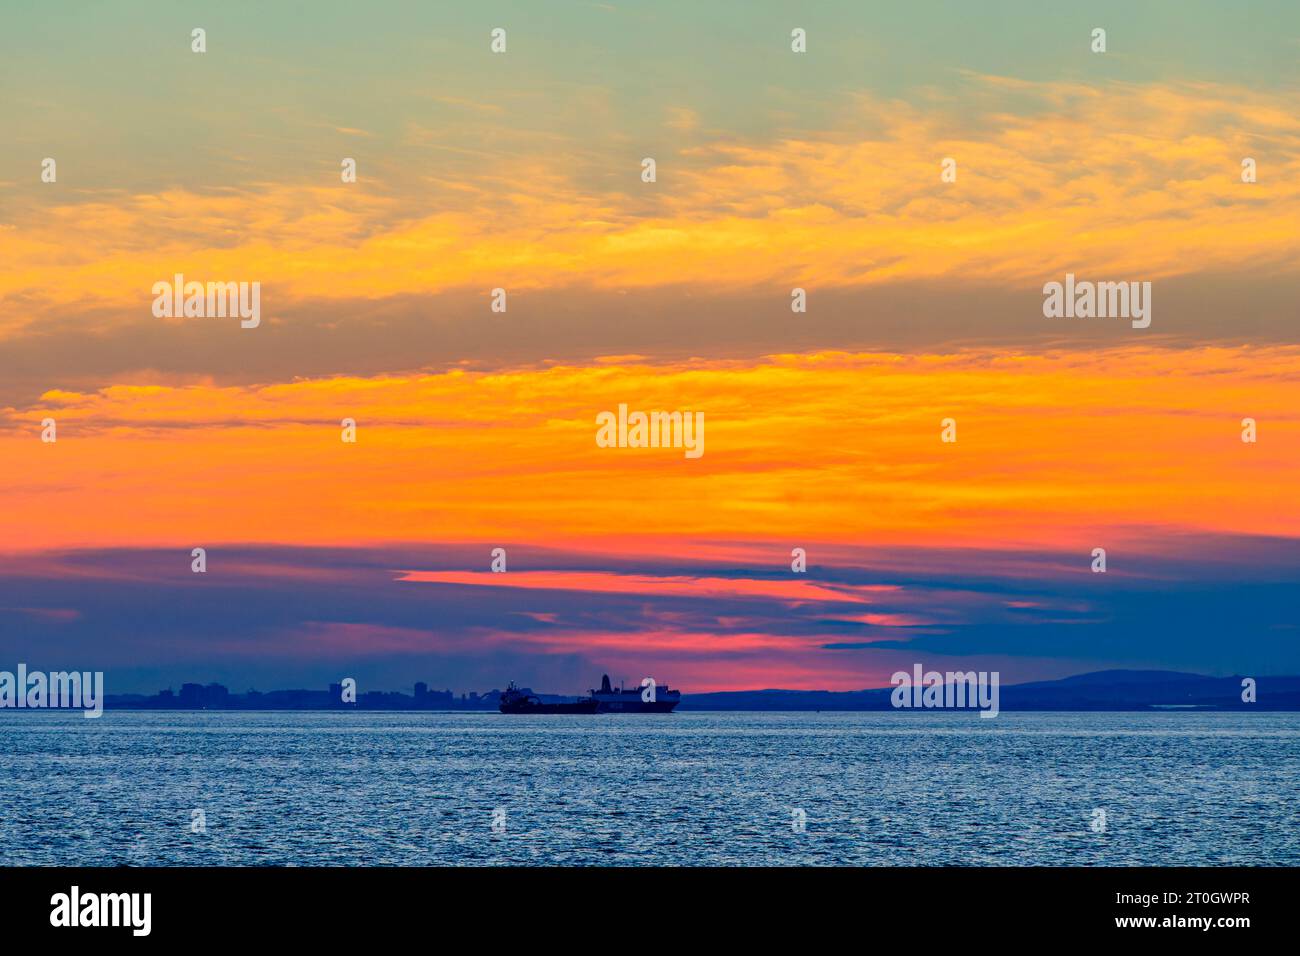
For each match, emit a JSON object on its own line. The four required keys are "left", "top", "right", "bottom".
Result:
{"left": 498, "top": 682, "right": 599, "bottom": 714}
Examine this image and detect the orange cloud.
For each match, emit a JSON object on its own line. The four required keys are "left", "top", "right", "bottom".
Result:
{"left": 3, "top": 79, "right": 1297, "bottom": 336}
{"left": 4, "top": 345, "right": 1296, "bottom": 552}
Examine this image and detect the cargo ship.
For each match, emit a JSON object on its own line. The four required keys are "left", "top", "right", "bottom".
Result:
{"left": 590, "top": 674, "right": 681, "bottom": 713}
{"left": 497, "top": 676, "right": 681, "bottom": 714}
{"left": 498, "top": 682, "right": 599, "bottom": 714}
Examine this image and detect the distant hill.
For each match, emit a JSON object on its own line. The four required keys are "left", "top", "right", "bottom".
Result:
{"left": 677, "top": 670, "right": 1300, "bottom": 711}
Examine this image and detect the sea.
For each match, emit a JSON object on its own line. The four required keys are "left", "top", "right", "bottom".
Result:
{"left": 2, "top": 711, "right": 1296, "bottom": 866}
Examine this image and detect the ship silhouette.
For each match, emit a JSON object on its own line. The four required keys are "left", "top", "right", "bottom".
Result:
{"left": 590, "top": 674, "right": 681, "bottom": 713}
{"left": 498, "top": 681, "right": 598, "bottom": 714}
{"left": 498, "top": 675, "right": 681, "bottom": 714}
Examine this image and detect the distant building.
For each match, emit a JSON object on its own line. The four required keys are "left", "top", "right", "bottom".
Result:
{"left": 125, "top": 679, "right": 494, "bottom": 711}
{"left": 420, "top": 686, "right": 454, "bottom": 708}
{"left": 177, "top": 682, "right": 229, "bottom": 708}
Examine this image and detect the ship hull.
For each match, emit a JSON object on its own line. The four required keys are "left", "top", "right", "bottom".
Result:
{"left": 592, "top": 695, "right": 680, "bottom": 714}
{"left": 499, "top": 699, "right": 599, "bottom": 714}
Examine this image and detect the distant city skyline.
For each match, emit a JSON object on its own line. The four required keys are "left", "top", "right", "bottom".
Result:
{"left": 81, "top": 669, "right": 1300, "bottom": 713}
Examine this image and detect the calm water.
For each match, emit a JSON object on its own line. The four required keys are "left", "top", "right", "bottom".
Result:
{"left": 2, "top": 711, "right": 1296, "bottom": 866}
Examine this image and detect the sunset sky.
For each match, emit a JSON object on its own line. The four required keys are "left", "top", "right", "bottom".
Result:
{"left": 1, "top": 2, "right": 1297, "bottom": 694}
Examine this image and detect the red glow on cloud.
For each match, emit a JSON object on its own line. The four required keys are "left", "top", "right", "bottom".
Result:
{"left": 395, "top": 569, "right": 901, "bottom": 605}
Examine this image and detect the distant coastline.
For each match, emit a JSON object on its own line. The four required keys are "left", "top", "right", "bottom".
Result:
{"left": 76, "top": 670, "right": 1300, "bottom": 712}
